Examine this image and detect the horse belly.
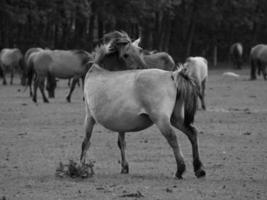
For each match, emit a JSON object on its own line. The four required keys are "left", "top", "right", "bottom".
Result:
{"left": 49, "top": 63, "right": 81, "bottom": 78}
{"left": 98, "top": 113, "right": 153, "bottom": 132}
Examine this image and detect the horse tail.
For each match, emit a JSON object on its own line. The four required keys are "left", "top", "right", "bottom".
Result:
{"left": 172, "top": 68, "right": 200, "bottom": 126}
{"left": 27, "top": 58, "right": 35, "bottom": 89}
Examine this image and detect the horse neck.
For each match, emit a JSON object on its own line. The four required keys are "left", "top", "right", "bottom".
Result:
{"left": 98, "top": 52, "right": 127, "bottom": 71}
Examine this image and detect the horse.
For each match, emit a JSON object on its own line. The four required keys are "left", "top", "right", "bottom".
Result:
{"left": 0, "top": 48, "right": 25, "bottom": 85}
{"left": 229, "top": 42, "right": 243, "bottom": 69}
{"left": 250, "top": 44, "right": 267, "bottom": 80}
{"left": 28, "top": 49, "right": 92, "bottom": 103}
{"left": 24, "top": 47, "right": 44, "bottom": 96}
{"left": 80, "top": 31, "right": 206, "bottom": 179}
{"left": 183, "top": 56, "right": 208, "bottom": 110}
{"left": 132, "top": 38, "right": 175, "bottom": 71}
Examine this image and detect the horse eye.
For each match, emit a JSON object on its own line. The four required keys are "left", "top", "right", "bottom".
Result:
{"left": 123, "top": 54, "right": 129, "bottom": 58}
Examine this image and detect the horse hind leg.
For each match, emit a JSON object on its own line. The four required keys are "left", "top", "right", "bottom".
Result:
{"left": 171, "top": 118, "right": 206, "bottom": 178}
{"left": 117, "top": 132, "right": 129, "bottom": 174}
{"left": 199, "top": 79, "right": 206, "bottom": 110}
{"left": 66, "top": 77, "right": 78, "bottom": 103}
{"left": 154, "top": 115, "right": 186, "bottom": 179}
{"left": 32, "top": 76, "right": 38, "bottom": 102}
{"left": 38, "top": 77, "right": 49, "bottom": 103}
{"left": 80, "top": 113, "right": 95, "bottom": 164}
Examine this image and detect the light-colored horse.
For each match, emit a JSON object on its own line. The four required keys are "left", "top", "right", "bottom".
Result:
{"left": 183, "top": 56, "right": 208, "bottom": 110}
{"left": 28, "top": 49, "right": 92, "bottom": 103}
{"left": 250, "top": 44, "right": 267, "bottom": 80}
{"left": 24, "top": 47, "right": 44, "bottom": 96}
{"left": 229, "top": 42, "right": 243, "bottom": 69}
{"left": 133, "top": 38, "right": 175, "bottom": 71}
{"left": 0, "top": 48, "right": 24, "bottom": 85}
{"left": 81, "top": 32, "right": 206, "bottom": 179}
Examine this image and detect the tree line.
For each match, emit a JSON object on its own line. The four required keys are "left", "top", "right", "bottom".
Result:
{"left": 1, "top": 0, "right": 267, "bottom": 64}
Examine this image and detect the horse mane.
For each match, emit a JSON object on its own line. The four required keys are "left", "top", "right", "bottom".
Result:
{"left": 103, "top": 30, "right": 131, "bottom": 43}
{"left": 91, "top": 43, "right": 112, "bottom": 64}
{"left": 172, "top": 65, "right": 200, "bottom": 126}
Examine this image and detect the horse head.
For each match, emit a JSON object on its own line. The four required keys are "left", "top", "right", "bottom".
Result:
{"left": 94, "top": 31, "right": 146, "bottom": 70}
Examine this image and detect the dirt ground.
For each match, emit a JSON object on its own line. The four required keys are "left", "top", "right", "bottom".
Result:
{"left": 0, "top": 66, "right": 266, "bottom": 200}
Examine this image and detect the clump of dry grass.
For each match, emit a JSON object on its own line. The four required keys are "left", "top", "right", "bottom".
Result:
{"left": 56, "top": 160, "right": 94, "bottom": 178}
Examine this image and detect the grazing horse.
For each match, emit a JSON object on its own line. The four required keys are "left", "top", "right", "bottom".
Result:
{"left": 80, "top": 32, "right": 206, "bottom": 179}
{"left": 183, "top": 56, "right": 208, "bottom": 110}
{"left": 250, "top": 44, "right": 267, "bottom": 80}
{"left": 132, "top": 38, "right": 175, "bottom": 71}
{"left": 29, "top": 49, "right": 92, "bottom": 103}
{"left": 229, "top": 42, "right": 243, "bottom": 69}
{"left": 0, "top": 48, "right": 25, "bottom": 85}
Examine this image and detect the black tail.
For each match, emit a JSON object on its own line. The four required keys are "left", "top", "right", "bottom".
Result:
{"left": 172, "top": 69, "right": 200, "bottom": 126}
{"left": 27, "top": 58, "right": 35, "bottom": 94}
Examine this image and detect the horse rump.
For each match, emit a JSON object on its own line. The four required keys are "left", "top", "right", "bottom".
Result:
{"left": 172, "top": 69, "right": 200, "bottom": 126}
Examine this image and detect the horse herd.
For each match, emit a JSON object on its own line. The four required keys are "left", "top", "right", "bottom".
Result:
{"left": 0, "top": 31, "right": 265, "bottom": 179}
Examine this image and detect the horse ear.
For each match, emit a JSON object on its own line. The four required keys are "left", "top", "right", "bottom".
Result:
{"left": 132, "top": 38, "right": 141, "bottom": 47}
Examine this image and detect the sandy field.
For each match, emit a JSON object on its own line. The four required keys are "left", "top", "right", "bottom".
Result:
{"left": 0, "top": 67, "right": 266, "bottom": 200}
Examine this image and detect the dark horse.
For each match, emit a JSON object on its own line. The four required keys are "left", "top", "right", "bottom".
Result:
{"left": 80, "top": 31, "right": 206, "bottom": 179}
{"left": 229, "top": 42, "right": 243, "bottom": 69}
{"left": 250, "top": 44, "right": 267, "bottom": 80}
{"left": 28, "top": 49, "right": 92, "bottom": 103}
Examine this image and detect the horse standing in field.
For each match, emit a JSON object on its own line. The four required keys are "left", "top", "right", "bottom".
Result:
{"left": 250, "top": 44, "right": 267, "bottom": 80}
{"left": 28, "top": 49, "right": 92, "bottom": 103}
{"left": 0, "top": 48, "right": 25, "bottom": 85}
{"left": 229, "top": 42, "right": 243, "bottom": 69}
{"left": 80, "top": 31, "right": 206, "bottom": 179}
{"left": 183, "top": 56, "right": 208, "bottom": 110}
{"left": 24, "top": 47, "right": 44, "bottom": 96}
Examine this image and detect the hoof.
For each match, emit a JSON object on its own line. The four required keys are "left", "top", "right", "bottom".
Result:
{"left": 66, "top": 97, "right": 71, "bottom": 103}
{"left": 195, "top": 169, "right": 206, "bottom": 178}
{"left": 120, "top": 165, "right": 129, "bottom": 174}
{"left": 175, "top": 163, "right": 186, "bottom": 179}
{"left": 175, "top": 174, "right": 183, "bottom": 180}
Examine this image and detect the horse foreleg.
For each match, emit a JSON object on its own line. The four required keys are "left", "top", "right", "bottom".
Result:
{"left": 261, "top": 65, "right": 267, "bottom": 80}
{"left": 10, "top": 68, "right": 14, "bottom": 85}
{"left": 38, "top": 77, "right": 49, "bottom": 103}
{"left": 171, "top": 119, "right": 206, "bottom": 178}
{"left": 250, "top": 59, "right": 257, "bottom": 80}
{"left": 1, "top": 66, "right": 7, "bottom": 85}
{"left": 155, "top": 116, "right": 185, "bottom": 179}
{"left": 117, "top": 132, "right": 129, "bottom": 174}
{"left": 66, "top": 78, "right": 78, "bottom": 103}
{"left": 80, "top": 114, "right": 95, "bottom": 164}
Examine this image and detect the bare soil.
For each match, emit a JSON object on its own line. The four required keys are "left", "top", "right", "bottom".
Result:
{"left": 0, "top": 67, "right": 266, "bottom": 200}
